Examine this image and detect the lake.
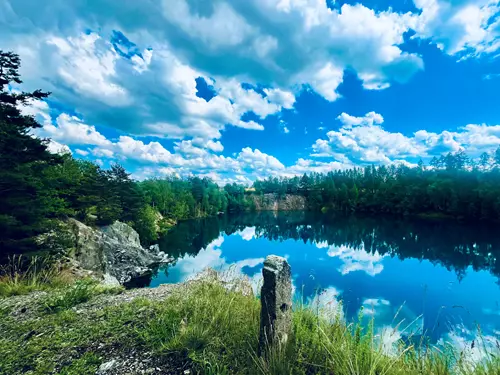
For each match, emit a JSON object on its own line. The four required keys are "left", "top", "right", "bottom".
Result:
{"left": 150, "top": 211, "right": 500, "bottom": 354}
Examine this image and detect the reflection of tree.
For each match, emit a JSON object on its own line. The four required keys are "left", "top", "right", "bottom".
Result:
{"left": 159, "top": 212, "right": 500, "bottom": 281}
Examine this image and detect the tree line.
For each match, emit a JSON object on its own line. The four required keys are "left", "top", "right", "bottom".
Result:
{"left": 250, "top": 150, "right": 500, "bottom": 220}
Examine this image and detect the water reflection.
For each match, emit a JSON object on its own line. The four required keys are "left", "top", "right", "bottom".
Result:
{"left": 159, "top": 211, "right": 500, "bottom": 281}
{"left": 151, "top": 212, "right": 500, "bottom": 349}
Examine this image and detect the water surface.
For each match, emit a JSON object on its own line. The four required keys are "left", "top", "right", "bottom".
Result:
{"left": 150, "top": 212, "right": 500, "bottom": 353}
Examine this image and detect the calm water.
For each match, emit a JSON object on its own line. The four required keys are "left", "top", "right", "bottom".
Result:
{"left": 149, "top": 212, "right": 500, "bottom": 352}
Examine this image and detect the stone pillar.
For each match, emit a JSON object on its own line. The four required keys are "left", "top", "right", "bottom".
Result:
{"left": 258, "top": 255, "right": 292, "bottom": 356}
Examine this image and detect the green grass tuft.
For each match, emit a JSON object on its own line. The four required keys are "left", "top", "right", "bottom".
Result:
{"left": 42, "top": 278, "right": 123, "bottom": 313}
{"left": 0, "top": 255, "right": 71, "bottom": 297}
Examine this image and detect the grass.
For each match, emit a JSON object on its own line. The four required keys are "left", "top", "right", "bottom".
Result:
{"left": 0, "top": 255, "right": 72, "bottom": 297}
{"left": 43, "top": 278, "right": 123, "bottom": 313}
{"left": 0, "top": 274, "right": 499, "bottom": 374}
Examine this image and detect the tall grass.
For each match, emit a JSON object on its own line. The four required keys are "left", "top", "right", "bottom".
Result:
{"left": 0, "top": 255, "right": 71, "bottom": 297}
{"left": 136, "top": 276, "right": 500, "bottom": 375}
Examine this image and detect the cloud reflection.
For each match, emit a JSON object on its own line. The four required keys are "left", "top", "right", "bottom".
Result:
{"left": 324, "top": 244, "right": 387, "bottom": 276}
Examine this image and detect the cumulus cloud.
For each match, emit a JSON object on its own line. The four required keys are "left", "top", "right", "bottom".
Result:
{"left": 413, "top": 0, "right": 500, "bottom": 58}
{"left": 0, "top": 0, "right": 427, "bottom": 133}
{"left": 312, "top": 111, "right": 500, "bottom": 166}
{"left": 2, "top": 0, "right": 499, "bottom": 160}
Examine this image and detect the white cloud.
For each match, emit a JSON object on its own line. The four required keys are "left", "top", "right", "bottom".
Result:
{"left": 46, "top": 139, "right": 71, "bottom": 155}
{"left": 237, "top": 147, "right": 285, "bottom": 171}
{"left": 312, "top": 111, "right": 500, "bottom": 166}
{"left": 0, "top": 0, "right": 427, "bottom": 140}
{"left": 263, "top": 88, "right": 296, "bottom": 109}
{"left": 206, "top": 140, "right": 224, "bottom": 153}
{"left": 41, "top": 113, "right": 112, "bottom": 147}
{"left": 75, "top": 149, "right": 89, "bottom": 156}
{"left": 46, "top": 33, "right": 130, "bottom": 106}
{"left": 413, "top": 0, "right": 500, "bottom": 57}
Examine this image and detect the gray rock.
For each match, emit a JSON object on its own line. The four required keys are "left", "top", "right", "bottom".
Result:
{"left": 66, "top": 219, "right": 163, "bottom": 285}
{"left": 97, "top": 359, "right": 117, "bottom": 374}
{"left": 251, "top": 193, "right": 308, "bottom": 211}
{"left": 149, "top": 244, "right": 160, "bottom": 253}
{"left": 258, "top": 255, "right": 292, "bottom": 356}
{"left": 102, "top": 274, "right": 121, "bottom": 287}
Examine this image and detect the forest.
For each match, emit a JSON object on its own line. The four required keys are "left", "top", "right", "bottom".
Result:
{"left": 3, "top": 49, "right": 500, "bottom": 257}
{"left": 251, "top": 150, "right": 500, "bottom": 219}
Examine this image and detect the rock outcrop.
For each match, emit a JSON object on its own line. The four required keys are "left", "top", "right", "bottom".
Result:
{"left": 66, "top": 219, "right": 168, "bottom": 285}
{"left": 250, "top": 194, "right": 308, "bottom": 211}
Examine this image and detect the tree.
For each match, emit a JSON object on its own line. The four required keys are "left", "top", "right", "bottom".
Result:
{"left": 0, "top": 51, "right": 62, "bottom": 253}
{"left": 479, "top": 152, "right": 491, "bottom": 171}
{"left": 494, "top": 147, "right": 500, "bottom": 167}
{"left": 134, "top": 205, "right": 158, "bottom": 246}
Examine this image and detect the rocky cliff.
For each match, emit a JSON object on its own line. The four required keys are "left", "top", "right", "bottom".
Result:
{"left": 250, "top": 194, "right": 308, "bottom": 211}
{"left": 65, "top": 219, "right": 169, "bottom": 286}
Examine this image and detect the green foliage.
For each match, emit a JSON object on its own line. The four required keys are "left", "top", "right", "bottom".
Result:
{"left": 138, "top": 280, "right": 260, "bottom": 371}
{"left": 134, "top": 204, "right": 159, "bottom": 245}
{"left": 0, "top": 50, "right": 63, "bottom": 254}
{"left": 138, "top": 177, "right": 242, "bottom": 222}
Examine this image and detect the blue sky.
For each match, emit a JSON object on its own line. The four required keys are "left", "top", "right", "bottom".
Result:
{"left": 2, "top": 0, "right": 500, "bottom": 184}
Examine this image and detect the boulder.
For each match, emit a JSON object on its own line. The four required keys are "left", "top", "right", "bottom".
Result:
{"left": 66, "top": 219, "right": 167, "bottom": 285}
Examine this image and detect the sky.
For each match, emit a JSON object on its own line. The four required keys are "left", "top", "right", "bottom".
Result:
{"left": 1, "top": 0, "right": 500, "bottom": 184}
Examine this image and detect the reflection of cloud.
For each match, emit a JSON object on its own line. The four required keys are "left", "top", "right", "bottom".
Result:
{"left": 378, "top": 325, "right": 402, "bottom": 356}
{"left": 234, "top": 257, "right": 264, "bottom": 269}
{"left": 176, "top": 235, "right": 225, "bottom": 279}
{"left": 236, "top": 226, "right": 256, "bottom": 241}
{"left": 174, "top": 235, "right": 265, "bottom": 294}
{"left": 308, "top": 286, "right": 344, "bottom": 321}
{"left": 327, "top": 244, "right": 387, "bottom": 276}
{"left": 315, "top": 241, "right": 329, "bottom": 249}
{"left": 362, "top": 298, "right": 391, "bottom": 316}
{"left": 482, "top": 307, "right": 500, "bottom": 316}
{"left": 357, "top": 299, "right": 424, "bottom": 356}
{"left": 437, "top": 325, "right": 499, "bottom": 366}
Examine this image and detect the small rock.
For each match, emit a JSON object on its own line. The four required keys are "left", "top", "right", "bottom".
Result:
{"left": 102, "top": 274, "right": 121, "bottom": 287}
{"left": 97, "top": 359, "right": 117, "bottom": 374}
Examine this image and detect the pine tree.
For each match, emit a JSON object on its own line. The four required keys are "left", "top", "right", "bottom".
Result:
{"left": 0, "top": 51, "right": 62, "bottom": 254}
